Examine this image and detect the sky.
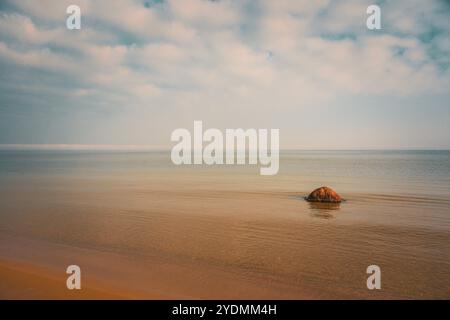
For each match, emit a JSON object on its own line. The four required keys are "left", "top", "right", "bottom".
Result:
{"left": 0, "top": 0, "right": 449, "bottom": 149}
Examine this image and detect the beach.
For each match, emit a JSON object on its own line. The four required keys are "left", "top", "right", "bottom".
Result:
{"left": 0, "top": 150, "right": 449, "bottom": 299}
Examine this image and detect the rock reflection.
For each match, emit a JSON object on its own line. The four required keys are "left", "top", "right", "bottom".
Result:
{"left": 307, "top": 201, "right": 341, "bottom": 219}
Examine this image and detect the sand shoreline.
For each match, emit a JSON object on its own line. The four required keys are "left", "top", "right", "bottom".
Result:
{"left": 0, "top": 259, "right": 128, "bottom": 299}
{"left": 0, "top": 233, "right": 318, "bottom": 299}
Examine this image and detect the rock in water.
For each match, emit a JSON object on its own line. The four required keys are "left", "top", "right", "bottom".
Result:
{"left": 306, "top": 186, "right": 342, "bottom": 203}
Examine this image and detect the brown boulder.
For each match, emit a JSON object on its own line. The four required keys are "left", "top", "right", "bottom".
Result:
{"left": 306, "top": 186, "right": 342, "bottom": 203}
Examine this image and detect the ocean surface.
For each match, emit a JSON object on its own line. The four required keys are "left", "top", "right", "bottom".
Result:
{"left": 0, "top": 150, "right": 449, "bottom": 298}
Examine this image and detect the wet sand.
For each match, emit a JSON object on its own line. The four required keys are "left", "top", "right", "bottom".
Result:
{"left": 0, "top": 259, "right": 125, "bottom": 299}
{"left": 0, "top": 233, "right": 317, "bottom": 299}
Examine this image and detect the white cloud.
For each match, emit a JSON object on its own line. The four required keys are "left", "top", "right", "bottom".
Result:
{"left": 0, "top": 0, "right": 449, "bottom": 146}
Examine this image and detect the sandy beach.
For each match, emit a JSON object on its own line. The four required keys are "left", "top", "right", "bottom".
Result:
{"left": 0, "top": 233, "right": 318, "bottom": 299}
{"left": 0, "top": 259, "right": 125, "bottom": 300}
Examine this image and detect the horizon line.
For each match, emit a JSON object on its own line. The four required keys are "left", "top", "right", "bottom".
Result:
{"left": 0, "top": 144, "right": 449, "bottom": 152}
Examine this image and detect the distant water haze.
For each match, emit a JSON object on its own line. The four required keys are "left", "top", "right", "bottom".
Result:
{"left": 0, "top": 150, "right": 449, "bottom": 298}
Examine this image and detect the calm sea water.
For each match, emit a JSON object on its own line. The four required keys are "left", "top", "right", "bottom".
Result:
{"left": 0, "top": 150, "right": 449, "bottom": 298}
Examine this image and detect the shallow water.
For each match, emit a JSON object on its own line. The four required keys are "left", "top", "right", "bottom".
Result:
{"left": 0, "top": 150, "right": 449, "bottom": 298}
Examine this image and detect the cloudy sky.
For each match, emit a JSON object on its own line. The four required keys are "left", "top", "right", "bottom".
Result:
{"left": 0, "top": 0, "right": 449, "bottom": 149}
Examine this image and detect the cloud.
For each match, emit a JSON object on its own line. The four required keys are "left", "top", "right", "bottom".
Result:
{"left": 0, "top": 0, "right": 449, "bottom": 147}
